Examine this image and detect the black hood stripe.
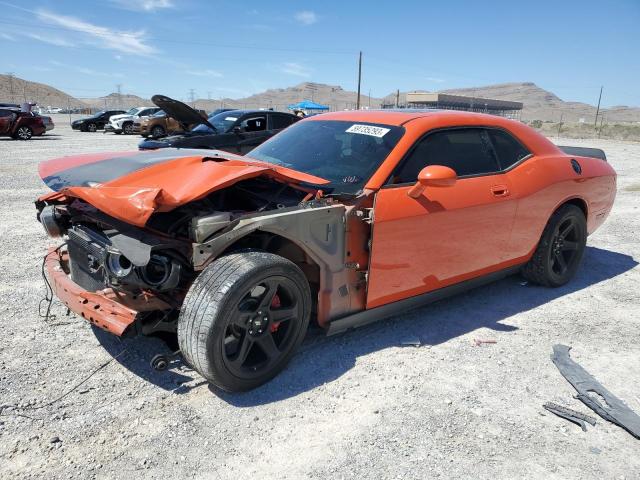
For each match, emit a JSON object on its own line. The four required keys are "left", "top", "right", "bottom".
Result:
{"left": 43, "top": 148, "right": 213, "bottom": 191}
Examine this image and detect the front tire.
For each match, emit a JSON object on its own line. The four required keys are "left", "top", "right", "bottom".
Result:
{"left": 123, "top": 122, "right": 134, "bottom": 135}
{"left": 150, "top": 125, "right": 166, "bottom": 138}
{"left": 87, "top": 123, "right": 97, "bottom": 132}
{"left": 178, "top": 252, "right": 311, "bottom": 392}
{"left": 522, "top": 204, "right": 587, "bottom": 287}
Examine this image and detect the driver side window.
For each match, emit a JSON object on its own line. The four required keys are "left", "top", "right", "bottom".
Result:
{"left": 240, "top": 116, "right": 266, "bottom": 132}
{"left": 390, "top": 128, "right": 500, "bottom": 184}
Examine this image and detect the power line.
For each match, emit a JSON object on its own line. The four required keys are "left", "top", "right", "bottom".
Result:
{"left": 0, "top": 19, "right": 355, "bottom": 55}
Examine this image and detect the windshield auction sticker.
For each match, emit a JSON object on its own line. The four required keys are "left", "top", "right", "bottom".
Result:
{"left": 346, "top": 124, "right": 390, "bottom": 137}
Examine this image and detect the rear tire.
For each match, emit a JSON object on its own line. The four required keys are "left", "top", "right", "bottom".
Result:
{"left": 15, "top": 126, "right": 33, "bottom": 140}
{"left": 522, "top": 204, "right": 587, "bottom": 287}
{"left": 178, "top": 251, "right": 311, "bottom": 392}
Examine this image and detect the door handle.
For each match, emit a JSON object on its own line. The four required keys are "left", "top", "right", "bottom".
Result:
{"left": 491, "top": 185, "right": 510, "bottom": 197}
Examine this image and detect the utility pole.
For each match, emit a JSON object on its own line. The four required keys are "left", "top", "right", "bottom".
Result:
{"left": 593, "top": 86, "right": 603, "bottom": 128}
{"left": 395, "top": 89, "right": 400, "bottom": 108}
{"left": 356, "top": 51, "right": 362, "bottom": 110}
{"left": 189, "top": 89, "right": 196, "bottom": 107}
{"left": 598, "top": 114, "right": 605, "bottom": 138}
{"left": 368, "top": 89, "right": 371, "bottom": 109}
{"left": 557, "top": 113, "right": 564, "bottom": 138}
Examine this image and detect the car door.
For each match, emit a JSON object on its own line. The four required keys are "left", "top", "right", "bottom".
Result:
{"left": 97, "top": 112, "right": 110, "bottom": 127}
{"left": 235, "top": 114, "right": 268, "bottom": 154}
{"left": 366, "top": 127, "right": 518, "bottom": 309}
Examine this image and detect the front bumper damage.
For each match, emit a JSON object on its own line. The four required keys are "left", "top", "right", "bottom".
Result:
{"left": 45, "top": 248, "right": 171, "bottom": 336}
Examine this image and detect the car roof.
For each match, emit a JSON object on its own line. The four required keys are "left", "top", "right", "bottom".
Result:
{"left": 305, "top": 109, "right": 518, "bottom": 126}
{"left": 213, "top": 109, "right": 294, "bottom": 117}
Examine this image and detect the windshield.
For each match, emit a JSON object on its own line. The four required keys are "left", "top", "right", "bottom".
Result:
{"left": 191, "top": 111, "right": 240, "bottom": 133}
{"left": 248, "top": 120, "right": 405, "bottom": 194}
{"left": 151, "top": 110, "right": 166, "bottom": 117}
{"left": 125, "top": 107, "right": 141, "bottom": 115}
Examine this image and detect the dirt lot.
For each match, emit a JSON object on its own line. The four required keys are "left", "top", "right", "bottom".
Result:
{"left": 1, "top": 116, "right": 639, "bottom": 479}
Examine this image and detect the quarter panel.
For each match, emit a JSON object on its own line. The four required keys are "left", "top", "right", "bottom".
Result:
{"left": 507, "top": 155, "right": 616, "bottom": 261}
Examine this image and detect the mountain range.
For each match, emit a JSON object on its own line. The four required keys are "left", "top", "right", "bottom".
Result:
{"left": 1, "top": 74, "right": 638, "bottom": 123}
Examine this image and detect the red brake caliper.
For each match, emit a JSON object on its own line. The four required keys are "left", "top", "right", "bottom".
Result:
{"left": 270, "top": 294, "right": 281, "bottom": 332}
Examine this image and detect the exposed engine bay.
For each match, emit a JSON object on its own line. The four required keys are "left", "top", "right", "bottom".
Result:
{"left": 37, "top": 176, "right": 363, "bottom": 335}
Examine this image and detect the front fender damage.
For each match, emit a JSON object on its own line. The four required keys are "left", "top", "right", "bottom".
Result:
{"left": 192, "top": 204, "right": 354, "bottom": 326}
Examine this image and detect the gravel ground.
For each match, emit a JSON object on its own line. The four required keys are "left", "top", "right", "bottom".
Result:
{"left": 1, "top": 116, "right": 639, "bottom": 479}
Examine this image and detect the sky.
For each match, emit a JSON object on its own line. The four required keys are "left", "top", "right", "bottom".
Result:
{"left": 1, "top": 0, "right": 638, "bottom": 107}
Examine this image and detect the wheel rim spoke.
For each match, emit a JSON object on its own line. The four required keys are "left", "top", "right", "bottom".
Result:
{"left": 269, "top": 306, "right": 296, "bottom": 323}
{"left": 256, "top": 333, "right": 280, "bottom": 362}
{"left": 554, "top": 252, "right": 568, "bottom": 274}
{"left": 560, "top": 221, "right": 575, "bottom": 239}
{"left": 229, "top": 334, "right": 253, "bottom": 367}
{"left": 561, "top": 240, "right": 579, "bottom": 251}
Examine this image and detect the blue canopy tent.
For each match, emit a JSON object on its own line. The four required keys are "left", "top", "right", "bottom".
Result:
{"left": 287, "top": 99, "right": 329, "bottom": 111}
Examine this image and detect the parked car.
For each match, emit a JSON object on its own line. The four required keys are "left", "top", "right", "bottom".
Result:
{"left": 139, "top": 95, "right": 298, "bottom": 153}
{"left": 133, "top": 108, "right": 208, "bottom": 138}
{"left": 72, "top": 110, "right": 126, "bottom": 132}
{"left": 0, "top": 108, "right": 46, "bottom": 139}
{"left": 105, "top": 107, "right": 161, "bottom": 135}
{"left": 36, "top": 114, "right": 55, "bottom": 134}
{"left": 35, "top": 110, "right": 616, "bottom": 391}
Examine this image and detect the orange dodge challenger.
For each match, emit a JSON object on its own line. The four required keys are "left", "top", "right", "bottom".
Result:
{"left": 36, "top": 110, "right": 616, "bottom": 391}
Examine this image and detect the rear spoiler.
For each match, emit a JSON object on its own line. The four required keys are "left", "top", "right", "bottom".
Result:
{"left": 559, "top": 146, "right": 607, "bottom": 162}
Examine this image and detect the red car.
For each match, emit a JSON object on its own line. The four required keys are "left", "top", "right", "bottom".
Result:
{"left": 0, "top": 108, "right": 46, "bottom": 140}
{"left": 36, "top": 110, "right": 616, "bottom": 391}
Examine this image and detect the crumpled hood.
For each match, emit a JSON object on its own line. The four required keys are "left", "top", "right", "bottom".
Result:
{"left": 38, "top": 149, "right": 329, "bottom": 227}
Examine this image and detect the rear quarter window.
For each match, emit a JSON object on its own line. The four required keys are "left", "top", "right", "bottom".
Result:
{"left": 488, "top": 129, "right": 530, "bottom": 170}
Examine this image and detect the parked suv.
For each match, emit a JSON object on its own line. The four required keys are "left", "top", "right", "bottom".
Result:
{"left": 105, "top": 107, "right": 161, "bottom": 135}
{"left": 72, "top": 110, "right": 126, "bottom": 132}
{"left": 0, "top": 108, "right": 46, "bottom": 140}
{"left": 134, "top": 109, "right": 207, "bottom": 138}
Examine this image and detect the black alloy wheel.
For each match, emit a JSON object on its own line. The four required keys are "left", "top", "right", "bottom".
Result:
{"left": 222, "top": 277, "right": 302, "bottom": 380}
{"left": 549, "top": 216, "right": 581, "bottom": 277}
{"left": 87, "top": 122, "right": 97, "bottom": 132}
{"left": 178, "top": 251, "right": 311, "bottom": 392}
{"left": 523, "top": 204, "right": 587, "bottom": 287}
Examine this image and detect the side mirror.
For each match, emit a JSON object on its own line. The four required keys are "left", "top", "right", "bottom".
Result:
{"left": 233, "top": 126, "right": 242, "bottom": 134}
{"left": 407, "top": 165, "right": 457, "bottom": 199}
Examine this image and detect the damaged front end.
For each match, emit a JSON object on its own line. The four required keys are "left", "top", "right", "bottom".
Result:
{"left": 36, "top": 151, "right": 363, "bottom": 337}
{"left": 37, "top": 201, "right": 191, "bottom": 336}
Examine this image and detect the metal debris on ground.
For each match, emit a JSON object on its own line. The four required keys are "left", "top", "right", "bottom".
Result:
{"left": 473, "top": 339, "right": 497, "bottom": 346}
{"left": 400, "top": 337, "right": 422, "bottom": 347}
{"left": 551, "top": 344, "right": 640, "bottom": 440}
{"left": 543, "top": 402, "right": 597, "bottom": 432}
